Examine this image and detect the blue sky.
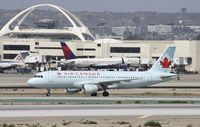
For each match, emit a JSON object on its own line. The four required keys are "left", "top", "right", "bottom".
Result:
{"left": 0, "top": 0, "right": 200, "bottom": 12}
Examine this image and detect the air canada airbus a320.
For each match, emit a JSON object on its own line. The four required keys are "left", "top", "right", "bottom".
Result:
{"left": 27, "top": 47, "right": 177, "bottom": 96}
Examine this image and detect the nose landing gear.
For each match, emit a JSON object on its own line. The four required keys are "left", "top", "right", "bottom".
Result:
{"left": 46, "top": 89, "right": 51, "bottom": 96}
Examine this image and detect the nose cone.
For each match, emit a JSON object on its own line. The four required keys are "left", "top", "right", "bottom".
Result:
{"left": 27, "top": 78, "right": 37, "bottom": 87}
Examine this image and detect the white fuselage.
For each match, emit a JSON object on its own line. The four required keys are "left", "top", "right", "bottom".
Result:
{"left": 28, "top": 46, "right": 177, "bottom": 96}
{"left": 61, "top": 58, "right": 140, "bottom": 67}
{"left": 28, "top": 70, "right": 177, "bottom": 89}
{"left": 0, "top": 61, "right": 22, "bottom": 69}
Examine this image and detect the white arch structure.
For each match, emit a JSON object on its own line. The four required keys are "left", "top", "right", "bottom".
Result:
{"left": 0, "top": 4, "right": 95, "bottom": 41}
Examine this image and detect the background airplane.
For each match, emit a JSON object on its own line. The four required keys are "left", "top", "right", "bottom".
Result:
{"left": 60, "top": 42, "right": 140, "bottom": 69}
{"left": 28, "top": 46, "right": 177, "bottom": 97}
{"left": 0, "top": 52, "right": 26, "bottom": 73}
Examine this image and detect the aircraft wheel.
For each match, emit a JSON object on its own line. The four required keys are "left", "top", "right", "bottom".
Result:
{"left": 102, "top": 91, "right": 109, "bottom": 97}
{"left": 46, "top": 93, "right": 51, "bottom": 96}
{"left": 91, "top": 93, "right": 97, "bottom": 96}
{"left": 46, "top": 89, "right": 51, "bottom": 96}
{"left": 177, "top": 76, "right": 180, "bottom": 80}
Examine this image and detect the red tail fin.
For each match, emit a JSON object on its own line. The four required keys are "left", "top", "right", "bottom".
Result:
{"left": 60, "top": 42, "right": 76, "bottom": 60}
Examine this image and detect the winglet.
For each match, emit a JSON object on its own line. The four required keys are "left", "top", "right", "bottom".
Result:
{"left": 150, "top": 47, "right": 176, "bottom": 73}
{"left": 60, "top": 42, "right": 76, "bottom": 60}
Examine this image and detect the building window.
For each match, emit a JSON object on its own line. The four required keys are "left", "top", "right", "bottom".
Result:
{"left": 77, "top": 48, "right": 84, "bottom": 51}
{"left": 3, "top": 54, "right": 17, "bottom": 59}
{"left": 50, "top": 56, "right": 64, "bottom": 61}
{"left": 4, "top": 45, "right": 30, "bottom": 50}
{"left": 77, "top": 56, "right": 95, "bottom": 58}
{"left": 97, "top": 44, "right": 101, "bottom": 47}
{"left": 35, "top": 42, "right": 39, "bottom": 45}
{"left": 35, "top": 47, "right": 61, "bottom": 49}
{"left": 85, "top": 48, "right": 95, "bottom": 51}
{"left": 110, "top": 47, "right": 140, "bottom": 53}
{"left": 77, "top": 48, "right": 95, "bottom": 51}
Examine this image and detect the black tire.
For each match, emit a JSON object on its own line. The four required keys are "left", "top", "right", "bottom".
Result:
{"left": 102, "top": 91, "right": 109, "bottom": 97}
{"left": 91, "top": 93, "right": 97, "bottom": 96}
{"left": 46, "top": 93, "right": 51, "bottom": 96}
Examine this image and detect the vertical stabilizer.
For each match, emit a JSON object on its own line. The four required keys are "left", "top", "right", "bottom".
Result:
{"left": 60, "top": 42, "right": 76, "bottom": 60}
{"left": 150, "top": 47, "right": 176, "bottom": 73}
{"left": 13, "top": 52, "right": 28, "bottom": 67}
{"left": 14, "top": 52, "right": 25, "bottom": 63}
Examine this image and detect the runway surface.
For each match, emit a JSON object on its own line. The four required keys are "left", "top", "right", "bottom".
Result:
{"left": 0, "top": 73, "right": 200, "bottom": 120}
{"left": 0, "top": 104, "right": 200, "bottom": 118}
{"left": 0, "top": 73, "right": 200, "bottom": 88}
{"left": 0, "top": 82, "right": 200, "bottom": 89}
{"left": 1, "top": 96, "right": 200, "bottom": 101}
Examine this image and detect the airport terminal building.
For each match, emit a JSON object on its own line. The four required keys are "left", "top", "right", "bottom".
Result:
{"left": 0, "top": 4, "right": 200, "bottom": 72}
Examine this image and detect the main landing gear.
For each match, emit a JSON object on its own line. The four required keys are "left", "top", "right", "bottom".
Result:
{"left": 46, "top": 89, "right": 51, "bottom": 96}
{"left": 91, "top": 92, "right": 97, "bottom": 96}
{"left": 102, "top": 91, "right": 109, "bottom": 97}
{"left": 90, "top": 91, "right": 109, "bottom": 97}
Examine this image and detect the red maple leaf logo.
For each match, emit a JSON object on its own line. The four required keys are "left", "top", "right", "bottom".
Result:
{"left": 160, "top": 57, "right": 171, "bottom": 68}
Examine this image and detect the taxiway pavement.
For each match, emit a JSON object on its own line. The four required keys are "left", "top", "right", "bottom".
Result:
{"left": 0, "top": 104, "right": 200, "bottom": 118}
{"left": 0, "top": 96, "right": 200, "bottom": 101}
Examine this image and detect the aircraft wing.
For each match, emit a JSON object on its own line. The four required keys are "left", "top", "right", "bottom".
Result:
{"left": 99, "top": 79, "right": 133, "bottom": 84}
{"left": 73, "top": 78, "right": 133, "bottom": 88}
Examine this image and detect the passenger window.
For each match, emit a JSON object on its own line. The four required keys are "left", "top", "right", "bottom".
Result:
{"left": 34, "top": 75, "right": 43, "bottom": 78}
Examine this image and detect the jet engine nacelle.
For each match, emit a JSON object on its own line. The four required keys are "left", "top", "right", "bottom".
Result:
{"left": 64, "top": 88, "right": 81, "bottom": 94}
{"left": 83, "top": 84, "right": 98, "bottom": 94}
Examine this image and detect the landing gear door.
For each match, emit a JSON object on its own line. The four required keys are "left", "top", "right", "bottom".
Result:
{"left": 48, "top": 71, "right": 54, "bottom": 82}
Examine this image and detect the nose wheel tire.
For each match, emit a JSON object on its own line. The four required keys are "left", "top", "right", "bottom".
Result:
{"left": 46, "top": 89, "right": 51, "bottom": 96}
{"left": 102, "top": 91, "right": 109, "bottom": 97}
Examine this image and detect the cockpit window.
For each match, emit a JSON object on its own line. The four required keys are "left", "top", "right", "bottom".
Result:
{"left": 34, "top": 75, "right": 43, "bottom": 78}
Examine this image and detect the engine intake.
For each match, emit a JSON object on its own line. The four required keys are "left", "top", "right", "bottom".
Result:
{"left": 83, "top": 84, "right": 98, "bottom": 94}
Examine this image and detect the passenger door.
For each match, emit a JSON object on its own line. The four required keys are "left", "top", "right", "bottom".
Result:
{"left": 48, "top": 71, "right": 54, "bottom": 82}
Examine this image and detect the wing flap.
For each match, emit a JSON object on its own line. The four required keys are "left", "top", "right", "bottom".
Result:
{"left": 73, "top": 78, "right": 133, "bottom": 88}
